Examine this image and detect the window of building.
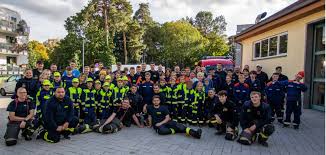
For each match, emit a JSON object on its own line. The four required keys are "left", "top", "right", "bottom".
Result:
{"left": 253, "top": 32, "right": 288, "bottom": 59}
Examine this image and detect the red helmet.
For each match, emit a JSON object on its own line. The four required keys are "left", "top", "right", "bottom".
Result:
{"left": 297, "top": 71, "right": 304, "bottom": 78}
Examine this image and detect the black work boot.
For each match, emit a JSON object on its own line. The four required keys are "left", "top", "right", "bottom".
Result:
{"left": 258, "top": 140, "right": 269, "bottom": 147}
{"left": 191, "top": 129, "right": 202, "bottom": 139}
{"left": 293, "top": 125, "right": 299, "bottom": 130}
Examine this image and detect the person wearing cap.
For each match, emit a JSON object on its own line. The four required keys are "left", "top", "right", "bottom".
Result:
{"left": 97, "top": 82, "right": 113, "bottom": 120}
{"left": 35, "top": 80, "right": 53, "bottom": 129}
{"left": 121, "top": 76, "right": 130, "bottom": 91}
{"left": 52, "top": 72, "right": 66, "bottom": 90}
{"left": 104, "top": 75, "right": 115, "bottom": 90}
{"left": 66, "top": 78, "right": 83, "bottom": 121}
{"left": 79, "top": 78, "right": 98, "bottom": 133}
{"left": 94, "top": 80, "right": 103, "bottom": 118}
{"left": 281, "top": 71, "right": 307, "bottom": 129}
{"left": 32, "top": 60, "right": 44, "bottom": 80}
{"left": 256, "top": 64, "right": 269, "bottom": 90}
{"left": 265, "top": 73, "right": 286, "bottom": 123}
{"left": 111, "top": 78, "right": 128, "bottom": 108}
{"left": 62, "top": 66, "right": 75, "bottom": 89}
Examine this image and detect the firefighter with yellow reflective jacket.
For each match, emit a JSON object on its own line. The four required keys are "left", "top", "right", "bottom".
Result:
{"left": 52, "top": 72, "right": 66, "bottom": 90}
{"left": 66, "top": 78, "right": 82, "bottom": 121}
{"left": 35, "top": 80, "right": 53, "bottom": 128}
{"left": 79, "top": 78, "right": 98, "bottom": 133}
{"left": 94, "top": 80, "right": 102, "bottom": 118}
{"left": 111, "top": 78, "right": 128, "bottom": 107}
{"left": 178, "top": 79, "right": 194, "bottom": 124}
{"left": 190, "top": 82, "right": 206, "bottom": 125}
{"left": 176, "top": 76, "right": 186, "bottom": 123}
{"left": 97, "top": 82, "right": 113, "bottom": 120}
{"left": 167, "top": 78, "right": 179, "bottom": 122}
{"left": 104, "top": 75, "right": 115, "bottom": 90}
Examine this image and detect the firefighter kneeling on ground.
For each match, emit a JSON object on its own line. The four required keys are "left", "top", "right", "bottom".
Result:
{"left": 210, "top": 90, "right": 239, "bottom": 141}
{"left": 4, "top": 87, "right": 35, "bottom": 146}
{"left": 93, "top": 97, "right": 143, "bottom": 134}
{"left": 238, "top": 91, "right": 275, "bottom": 147}
{"left": 147, "top": 95, "right": 202, "bottom": 139}
{"left": 37, "top": 87, "right": 78, "bottom": 143}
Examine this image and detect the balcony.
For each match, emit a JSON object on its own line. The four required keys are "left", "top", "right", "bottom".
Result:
{"left": 0, "top": 43, "right": 27, "bottom": 56}
{"left": 0, "top": 64, "right": 24, "bottom": 76}
{"left": 0, "top": 20, "right": 17, "bottom": 35}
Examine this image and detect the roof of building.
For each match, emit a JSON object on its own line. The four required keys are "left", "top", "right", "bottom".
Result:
{"left": 235, "top": 0, "right": 324, "bottom": 41}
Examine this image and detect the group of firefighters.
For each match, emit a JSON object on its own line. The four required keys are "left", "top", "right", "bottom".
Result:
{"left": 4, "top": 60, "right": 307, "bottom": 148}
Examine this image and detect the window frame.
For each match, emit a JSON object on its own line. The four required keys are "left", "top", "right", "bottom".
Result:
{"left": 252, "top": 32, "right": 288, "bottom": 60}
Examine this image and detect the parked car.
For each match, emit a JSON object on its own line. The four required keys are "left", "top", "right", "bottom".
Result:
{"left": 0, "top": 75, "right": 21, "bottom": 96}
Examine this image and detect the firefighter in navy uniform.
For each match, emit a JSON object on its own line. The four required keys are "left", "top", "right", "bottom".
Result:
{"left": 282, "top": 71, "right": 307, "bottom": 129}
{"left": 4, "top": 87, "right": 35, "bottom": 146}
{"left": 245, "top": 71, "right": 262, "bottom": 93}
{"left": 210, "top": 90, "right": 239, "bottom": 141}
{"left": 93, "top": 98, "right": 143, "bottom": 134}
{"left": 238, "top": 91, "right": 274, "bottom": 147}
{"left": 14, "top": 69, "right": 38, "bottom": 103}
{"left": 233, "top": 73, "right": 250, "bottom": 111}
{"left": 265, "top": 73, "right": 286, "bottom": 123}
{"left": 97, "top": 82, "right": 113, "bottom": 120}
{"left": 112, "top": 78, "right": 128, "bottom": 107}
{"left": 190, "top": 82, "right": 206, "bottom": 125}
{"left": 52, "top": 72, "right": 66, "bottom": 90}
{"left": 153, "top": 84, "right": 166, "bottom": 105}
{"left": 66, "top": 78, "right": 83, "bottom": 121}
{"left": 127, "top": 85, "right": 144, "bottom": 125}
{"left": 147, "top": 95, "right": 202, "bottom": 139}
{"left": 204, "top": 89, "right": 219, "bottom": 127}
{"left": 79, "top": 78, "right": 98, "bottom": 133}
{"left": 35, "top": 80, "right": 53, "bottom": 128}
{"left": 38, "top": 87, "right": 78, "bottom": 143}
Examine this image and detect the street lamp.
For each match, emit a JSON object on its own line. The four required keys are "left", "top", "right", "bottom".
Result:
{"left": 76, "top": 22, "right": 88, "bottom": 72}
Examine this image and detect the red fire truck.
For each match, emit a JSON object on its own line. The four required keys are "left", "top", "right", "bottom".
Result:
{"left": 197, "top": 56, "right": 234, "bottom": 71}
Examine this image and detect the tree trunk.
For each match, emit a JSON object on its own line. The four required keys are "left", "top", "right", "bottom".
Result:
{"left": 103, "top": 0, "right": 109, "bottom": 47}
{"left": 123, "top": 31, "right": 128, "bottom": 64}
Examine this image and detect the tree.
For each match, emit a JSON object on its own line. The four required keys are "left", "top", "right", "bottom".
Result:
{"left": 193, "top": 11, "right": 227, "bottom": 36}
{"left": 205, "top": 33, "right": 229, "bottom": 56}
{"left": 28, "top": 40, "right": 49, "bottom": 67}
{"left": 158, "top": 21, "right": 208, "bottom": 67}
{"left": 133, "top": 3, "right": 155, "bottom": 29}
{"left": 108, "top": 0, "right": 133, "bottom": 64}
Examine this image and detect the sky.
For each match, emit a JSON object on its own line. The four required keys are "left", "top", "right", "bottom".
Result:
{"left": 0, "top": 0, "right": 297, "bottom": 42}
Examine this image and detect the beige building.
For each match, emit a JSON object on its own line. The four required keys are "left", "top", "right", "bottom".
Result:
{"left": 235, "top": 0, "right": 325, "bottom": 110}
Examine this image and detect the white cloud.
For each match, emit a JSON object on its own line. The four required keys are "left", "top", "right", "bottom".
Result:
{"left": 1, "top": 0, "right": 296, "bottom": 41}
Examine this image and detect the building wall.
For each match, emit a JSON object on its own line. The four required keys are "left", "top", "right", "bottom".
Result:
{"left": 241, "top": 10, "right": 325, "bottom": 78}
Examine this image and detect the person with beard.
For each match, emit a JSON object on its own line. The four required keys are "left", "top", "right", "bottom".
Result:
{"left": 37, "top": 87, "right": 78, "bottom": 143}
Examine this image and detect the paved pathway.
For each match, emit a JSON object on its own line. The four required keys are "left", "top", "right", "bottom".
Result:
{"left": 0, "top": 97, "right": 324, "bottom": 155}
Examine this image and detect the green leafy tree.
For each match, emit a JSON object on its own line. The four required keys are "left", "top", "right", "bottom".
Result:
{"left": 28, "top": 40, "right": 49, "bottom": 67}
{"left": 193, "top": 11, "right": 227, "bottom": 36}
